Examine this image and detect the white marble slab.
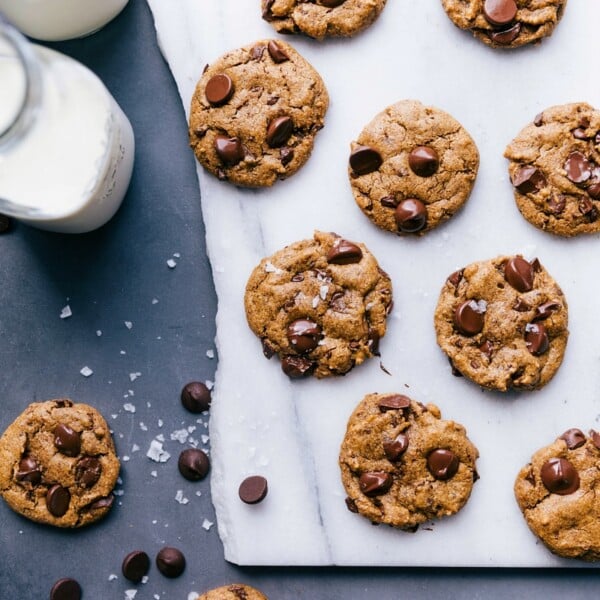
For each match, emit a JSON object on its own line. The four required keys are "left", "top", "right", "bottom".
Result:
{"left": 147, "top": 0, "right": 600, "bottom": 566}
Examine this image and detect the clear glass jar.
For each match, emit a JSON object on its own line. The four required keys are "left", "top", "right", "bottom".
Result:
{"left": 0, "top": 19, "right": 135, "bottom": 233}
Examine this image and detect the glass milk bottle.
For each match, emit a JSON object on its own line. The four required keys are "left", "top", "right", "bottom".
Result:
{"left": 0, "top": 19, "right": 135, "bottom": 233}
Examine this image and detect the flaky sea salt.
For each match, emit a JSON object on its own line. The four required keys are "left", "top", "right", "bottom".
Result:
{"left": 205, "top": 380, "right": 214, "bottom": 390}
{"left": 108, "top": 574, "right": 118, "bottom": 581}
{"left": 206, "top": 349, "right": 215, "bottom": 359}
{"left": 152, "top": 298, "right": 159, "bottom": 304}
{"left": 202, "top": 519, "right": 213, "bottom": 531}
{"left": 124, "top": 321, "right": 133, "bottom": 330}
{"left": 175, "top": 490, "right": 189, "bottom": 505}
{"left": 125, "top": 590, "right": 137, "bottom": 600}
{"left": 132, "top": 444, "right": 140, "bottom": 453}
{"left": 173, "top": 252, "right": 181, "bottom": 258}
{"left": 188, "top": 593, "right": 199, "bottom": 600}
{"left": 129, "top": 372, "right": 141, "bottom": 382}
{"left": 60, "top": 305, "right": 72, "bottom": 319}
{"left": 80, "top": 366, "right": 93, "bottom": 377}
{"left": 123, "top": 403, "right": 136, "bottom": 413}
{"left": 122, "top": 456, "right": 130, "bottom": 462}
{"left": 151, "top": 470, "right": 157, "bottom": 478}
{"left": 141, "top": 576, "right": 148, "bottom": 584}
{"left": 146, "top": 439, "right": 171, "bottom": 463}
{"left": 96, "top": 330, "right": 102, "bottom": 337}
{"left": 139, "top": 422, "right": 148, "bottom": 431}
{"left": 170, "top": 429, "right": 189, "bottom": 444}
{"left": 201, "top": 434, "right": 209, "bottom": 444}
{"left": 319, "top": 285, "right": 328, "bottom": 300}
{"left": 167, "top": 258, "right": 177, "bottom": 269}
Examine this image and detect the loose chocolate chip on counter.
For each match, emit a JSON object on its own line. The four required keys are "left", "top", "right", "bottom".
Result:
{"left": 359, "top": 472, "right": 393, "bottom": 497}
{"left": 546, "top": 194, "right": 566, "bottom": 215}
{"left": 46, "top": 484, "right": 71, "bottom": 517}
{"left": 345, "top": 496, "right": 359, "bottom": 513}
{"left": 565, "top": 151, "right": 592, "bottom": 184}
{"left": 88, "top": 495, "right": 114, "bottom": 510}
{"left": 267, "top": 40, "right": 289, "bottom": 63}
{"left": 560, "top": 428, "right": 586, "bottom": 450}
{"left": 318, "top": 0, "right": 346, "bottom": 6}
{"left": 287, "top": 319, "right": 322, "bottom": 353}
{"left": 214, "top": 136, "right": 244, "bottom": 166}
{"left": 535, "top": 301, "right": 560, "bottom": 321}
{"left": 504, "top": 256, "right": 534, "bottom": 292}
{"left": 178, "top": 448, "right": 210, "bottom": 481}
{"left": 454, "top": 300, "right": 486, "bottom": 336}
{"left": 266, "top": 116, "right": 294, "bottom": 148}
{"left": 281, "top": 355, "right": 313, "bottom": 378}
{"left": 53, "top": 424, "right": 81, "bottom": 457}
{"left": 0, "top": 214, "right": 11, "bottom": 233}
{"left": 378, "top": 394, "right": 411, "bottom": 412}
{"left": 511, "top": 165, "right": 546, "bottom": 194}
{"left": 541, "top": 457, "right": 580, "bottom": 495}
{"left": 156, "top": 547, "right": 186, "bottom": 578}
{"left": 427, "top": 449, "right": 459, "bottom": 480}
{"left": 181, "top": 381, "right": 212, "bottom": 413}
{"left": 280, "top": 146, "right": 294, "bottom": 166}
{"left": 349, "top": 145, "right": 382, "bottom": 175}
{"left": 50, "top": 578, "right": 81, "bottom": 600}
{"left": 408, "top": 146, "right": 439, "bottom": 177}
{"left": 590, "top": 430, "right": 600, "bottom": 450}
{"left": 75, "top": 456, "right": 102, "bottom": 488}
{"left": 383, "top": 434, "right": 409, "bottom": 462}
{"left": 489, "top": 22, "right": 521, "bottom": 44}
{"left": 122, "top": 550, "right": 151, "bottom": 583}
{"left": 239, "top": 475, "right": 268, "bottom": 504}
{"left": 326, "top": 239, "right": 363, "bottom": 264}
{"left": 205, "top": 74, "right": 234, "bottom": 106}
{"left": 395, "top": 199, "right": 427, "bottom": 233}
{"left": 525, "top": 323, "right": 549, "bottom": 355}
{"left": 483, "top": 0, "right": 517, "bottom": 27}
{"left": 16, "top": 455, "right": 41, "bottom": 484}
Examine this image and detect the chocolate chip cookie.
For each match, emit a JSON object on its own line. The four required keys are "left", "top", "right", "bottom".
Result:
{"left": 195, "top": 584, "right": 269, "bottom": 600}
{"left": 244, "top": 231, "right": 393, "bottom": 379}
{"left": 0, "top": 399, "right": 120, "bottom": 527}
{"left": 339, "top": 393, "right": 479, "bottom": 529}
{"left": 261, "top": 0, "right": 387, "bottom": 40}
{"left": 515, "top": 428, "right": 600, "bottom": 561}
{"left": 349, "top": 100, "right": 479, "bottom": 236}
{"left": 434, "top": 255, "right": 568, "bottom": 391}
{"left": 441, "top": 0, "right": 568, "bottom": 48}
{"left": 189, "top": 39, "right": 329, "bottom": 187}
{"left": 505, "top": 103, "right": 600, "bottom": 237}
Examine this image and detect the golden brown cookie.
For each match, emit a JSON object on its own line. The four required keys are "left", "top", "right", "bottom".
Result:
{"left": 339, "top": 393, "right": 479, "bottom": 529}
{"left": 441, "top": 0, "right": 568, "bottom": 49}
{"left": 515, "top": 428, "right": 600, "bottom": 561}
{"left": 244, "top": 231, "right": 393, "bottom": 379}
{"left": 505, "top": 102, "right": 600, "bottom": 237}
{"left": 0, "top": 399, "right": 120, "bottom": 528}
{"left": 261, "top": 0, "right": 387, "bottom": 40}
{"left": 348, "top": 100, "right": 479, "bottom": 236}
{"left": 195, "top": 584, "right": 269, "bottom": 600}
{"left": 434, "top": 255, "right": 568, "bottom": 391}
{"left": 189, "top": 39, "right": 329, "bottom": 187}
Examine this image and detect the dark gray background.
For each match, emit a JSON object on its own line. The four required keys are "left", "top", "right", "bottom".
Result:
{"left": 0, "top": 0, "right": 597, "bottom": 597}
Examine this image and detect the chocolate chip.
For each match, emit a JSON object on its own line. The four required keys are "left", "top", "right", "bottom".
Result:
{"left": 579, "top": 196, "right": 598, "bottom": 220}
{"left": 479, "top": 339, "right": 494, "bottom": 359}
{"left": 318, "top": 0, "right": 346, "bottom": 6}
{"left": 46, "top": 484, "right": 70, "bottom": 517}
{"left": 349, "top": 145, "right": 382, "bottom": 175}
{"left": 267, "top": 40, "right": 289, "bottom": 63}
{"left": 345, "top": 497, "right": 358, "bottom": 513}
{"left": 291, "top": 273, "right": 304, "bottom": 282}
{"left": 75, "top": 456, "right": 102, "bottom": 488}
{"left": 588, "top": 183, "right": 600, "bottom": 200}
{"left": 590, "top": 429, "right": 600, "bottom": 450}
{"left": 547, "top": 194, "right": 566, "bottom": 215}
{"left": 596, "top": 131, "right": 600, "bottom": 145}
{"left": 483, "top": 0, "right": 517, "bottom": 27}
{"left": 181, "top": 381, "right": 212, "bottom": 413}
{"left": 327, "top": 239, "right": 363, "bottom": 264}
{"left": 287, "top": 319, "right": 321, "bottom": 353}
{"left": 427, "top": 449, "right": 459, "bottom": 480}
{"left": 50, "top": 578, "right": 81, "bottom": 600}
{"left": 266, "top": 116, "right": 294, "bottom": 148}
{"left": 447, "top": 269, "right": 464, "bottom": 288}
{"left": 489, "top": 22, "right": 521, "bottom": 44}
{"left": 572, "top": 127, "right": 589, "bottom": 140}
{"left": 178, "top": 448, "right": 210, "bottom": 481}
{"left": 122, "top": 550, "right": 151, "bottom": 583}
{"left": 378, "top": 394, "right": 411, "bottom": 412}
{"left": 535, "top": 301, "right": 560, "bottom": 321}
{"left": 367, "top": 328, "right": 380, "bottom": 355}
{"left": 53, "top": 424, "right": 81, "bottom": 457}
{"left": 205, "top": 74, "right": 234, "bottom": 106}
{"left": 280, "top": 146, "right": 294, "bottom": 166}
{"left": 559, "top": 428, "right": 586, "bottom": 450}
{"left": 534, "top": 112, "right": 544, "bottom": 127}
{"left": 408, "top": 146, "right": 439, "bottom": 177}
{"left": 395, "top": 198, "right": 427, "bottom": 233}
{"left": 16, "top": 455, "right": 41, "bottom": 485}
{"left": 88, "top": 494, "right": 114, "bottom": 510}
{"left": 531, "top": 258, "right": 542, "bottom": 272}
{"left": 251, "top": 44, "right": 265, "bottom": 60}
{"left": 513, "top": 297, "right": 530, "bottom": 312}
{"left": 454, "top": 300, "right": 486, "bottom": 336}
{"left": 0, "top": 214, "right": 11, "bottom": 233}
{"left": 281, "top": 355, "right": 313, "bottom": 378}
{"left": 380, "top": 195, "right": 397, "bottom": 208}
{"left": 383, "top": 434, "right": 409, "bottom": 462}
{"left": 565, "top": 151, "right": 592, "bottom": 184}
{"left": 156, "top": 547, "right": 186, "bottom": 578}
{"left": 504, "top": 256, "right": 534, "bottom": 293}
{"left": 541, "top": 457, "right": 579, "bottom": 495}
{"left": 239, "top": 475, "right": 268, "bottom": 504}
{"left": 511, "top": 165, "right": 546, "bottom": 193}
{"left": 525, "top": 323, "right": 549, "bottom": 355}
{"left": 214, "top": 136, "right": 244, "bottom": 166}
{"left": 359, "top": 472, "right": 393, "bottom": 497}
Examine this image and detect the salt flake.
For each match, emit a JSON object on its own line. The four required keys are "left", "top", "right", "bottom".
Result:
{"left": 146, "top": 439, "right": 171, "bottom": 463}
{"left": 175, "top": 490, "right": 189, "bottom": 505}
{"left": 167, "top": 258, "right": 177, "bottom": 269}
{"left": 129, "top": 372, "right": 141, "bottom": 382}
{"left": 123, "top": 403, "right": 136, "bottom": 413}
{"left": 108, "top": 574, "right": 118, "bottom": 581}
{"left": 170, "top": 429, "right": 189, "bottom": 444}
{"left": 125, "top": 590, "right": 137, "bottom": 600}
{"left": 124, "top": 321, "right": 133, "bottom": 330}
{"left": 60, "top": 305, "right": 72, "bottom": 319}
{"left": 80, "top": 366, "right": 93, "bottom": 377}
{"left": 206, "top": 349, "right": 215, "bottom": 359}
{"left": 202, "top": 519, "right": 213, "bottom": 531}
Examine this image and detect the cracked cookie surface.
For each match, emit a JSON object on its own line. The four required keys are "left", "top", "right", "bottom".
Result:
{"left": 434, "top": 255, "right": 568, "bottom": 391}
{"left": 348, "top": 100, "right": 479, "bottom": 236}
{"left": 515, "top": 428, "right": 600, "bottom": 561}
{"left": 441, "top": 0, "right": 567, "bottom": 48}
{"left": 189, "top": 39, "right": 329, "bottom": 187}
{"left": 261, "top": 0, "right": 387, "bottom": 40}
{"left": 339, "top": 393, "right": 479, "bottom": 529}
{"left": 505, "top": 103, "right": 600, "bottom": 237}
{"left": 244, "top": 231, "right": 393, "bottom": 379}
{"left": 196, "top": 584, "right": 269, "bottom": 600}
{"left": 0, "top": 399, "right": 120, "bottom": 528}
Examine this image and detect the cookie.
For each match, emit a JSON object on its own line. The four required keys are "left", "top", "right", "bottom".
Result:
{"left": 515, "top": 428, "right": 600, "bottom": 561}
{"left": 505, "top": 103, "right": 600, "bottom": 237}
{"left": 189, "top": 39, "right": 329, "bottom": 187}
{"left": 244, "top": 231, "right": 393, "bottom": 379}
{"left": 441, "top": 0, "right": 567, "bottom": 49}
{"left": 434, "top": 255, "right": 568, "bottom": 391}
{"left": 0, "top": 399, "right": 120, "bottom": 528}
{"left": 261, "top": 0, "right": 387, "bottom": 40}
{"left": 195, "top": 584, "right": 269, "bottom": 600}
{"left": 348, "top": 100, "right": 479, "bottom": 236}
{"left": 339, "top": 393, "right": 479, "bottom": 529}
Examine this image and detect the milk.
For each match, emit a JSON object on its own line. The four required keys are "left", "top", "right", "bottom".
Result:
{"left": 0, "top": 0, "right": 129, "bottom": 42}
{"left": 0, "top": 34, "right": 134, "bottom": 233}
